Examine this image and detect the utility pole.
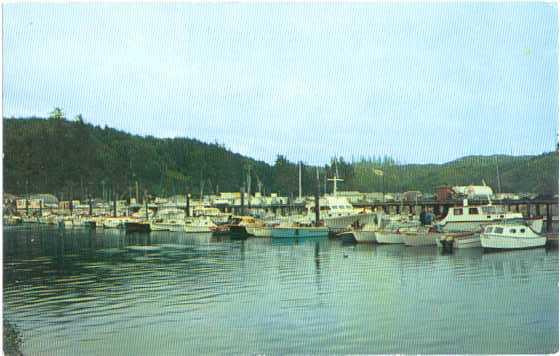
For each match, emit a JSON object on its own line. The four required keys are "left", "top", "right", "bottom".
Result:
{"left": 495, "top": 156, "right": 502, "bottom": 194}
{"left": 315, "top": 167, "right": 320, "bottom": 226}
{"left": 298, "top": 162, "right": 302, "bottom": 201}
{"left": 247, "top": 165, "right": 252, "bottom": 209}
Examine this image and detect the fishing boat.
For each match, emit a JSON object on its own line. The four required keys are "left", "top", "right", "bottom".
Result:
{"left": 436, "top": 231, "right": 481, "bottom": 250}
{"left": 480, "top": 223, "right": 546, "bottom": 250}
{"left": 436, "top": 199, "right": 523, "bottom": 232}
{"left": 402, "top": 226, "right": 441, "bottom": 246}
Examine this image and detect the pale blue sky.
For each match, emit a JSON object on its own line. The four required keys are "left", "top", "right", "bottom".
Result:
{"left": 3, "top": 3, "right": 558, "bottom": 165}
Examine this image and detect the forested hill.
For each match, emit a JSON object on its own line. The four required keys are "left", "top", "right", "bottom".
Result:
{"left": 3, "top": 116, "right": 558, "bottom": 199}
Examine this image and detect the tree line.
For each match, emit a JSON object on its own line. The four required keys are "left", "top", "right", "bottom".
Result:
{"left": 3, "top": 111, "right": 558, "bottom": 201}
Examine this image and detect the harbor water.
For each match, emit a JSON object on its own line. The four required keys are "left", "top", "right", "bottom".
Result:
{"left": 3, "top": 225, "right": 558, "bottom": 354}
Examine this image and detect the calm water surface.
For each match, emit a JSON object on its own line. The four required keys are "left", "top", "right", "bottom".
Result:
{"left": 3, "top": 225, "right": 558, "bottom": 354}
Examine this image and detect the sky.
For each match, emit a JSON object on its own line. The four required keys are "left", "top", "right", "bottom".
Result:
{"left": 3, "top": 3, "right": 558, "bottom": 165}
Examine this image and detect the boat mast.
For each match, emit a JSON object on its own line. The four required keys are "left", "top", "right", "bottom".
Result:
{"left": 327, "top": 160, "right": 344, "bottom": 197}
{"left": 495, "top": 156, "right": 502, "bottom": 194}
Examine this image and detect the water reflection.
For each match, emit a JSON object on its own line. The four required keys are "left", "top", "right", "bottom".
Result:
{"left": 3, "top": 226, "right": 558, "bottom": 355}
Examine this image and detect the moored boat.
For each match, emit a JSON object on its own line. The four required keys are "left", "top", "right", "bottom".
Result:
{"left": 103, "top": 217, "right": 137, "bottom": 229}
{"left": 228, "top": 216, "right": 262, "bottom": 239}
{"left": 436, "top": 200, "right": 523, "bottom": 232}
{"left": 246, "top": 226, "right": 273, "bottom": 237}
{"left": 4, "top": 215, "right": 22, "bottom": 226}
{"left": 124, "top": 221, "right": 151, "bottom": 233}
{"left": 271, "top": 224, "right": 329, "bottom": 238}
{"left": 436, "top": 231, "right": 481, "bottom": 250}
{"left": 183, "top": 217, "right": 216, "bottom": 233}
{"left": 351, "top": 224, "right": 377, "bottom": 243}
{"left": 480, "top": 223, "right": 546, "bottom": 250}
{"left": 375, "top": 230, "right": 404, "bottom": 244}
{"left": 403, "top": 227, "right": 441, "bottom": 247}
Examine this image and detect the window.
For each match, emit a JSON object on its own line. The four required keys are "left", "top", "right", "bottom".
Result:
{"left": 495, "top": 227, "right": 504, "bottom": 234}
{"left": 468, "top": 208, "right": 479, "bottom": 215}
{"left": 520, "top": 229, "right": 525, "bottom": 233}
{"left": 509, "top": 229, "right": 516, "bottom": 234}
{"left": 486, "top": 227, "right": 493, "bottom": 233}
{"left": 453, "top": 208, "right": 463, "bottom": 215}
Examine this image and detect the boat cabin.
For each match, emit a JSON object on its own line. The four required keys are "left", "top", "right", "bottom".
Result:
{"left": 483, "top": 224, "right": 539, "bottom": 237}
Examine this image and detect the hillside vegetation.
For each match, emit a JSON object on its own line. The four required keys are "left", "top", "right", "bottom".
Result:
{"left": 4, "top": 116, "right": 558, "bottom": 200}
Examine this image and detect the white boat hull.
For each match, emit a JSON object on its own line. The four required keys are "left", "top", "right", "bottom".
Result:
{"left": 480, "top": 234, "right": 546, "bottom": 250}
{"left": 151, "top": 223, "right": 185, "bottom": 232}
{"left": 324, "top": 213, "right": 379, "bottom": 230}
{"left": 375, "top": 231, "right": 404, "bottom": 244}
{"left": 352, "top": 229, "right": 377, "bottom": 243}
{"left": 246, "top": 226, "right": 272, "bottom": 237}
{"left": 436, "top": 234, "right": 481, "bottom": 249}
{"left": 440, "top": 221, "right": 486, "bottom": 232}
{"left": 403, "top": 232, "right": 440, "bottom": 246}
{"left": 184, "top": 226, "right": 213, "bottom": 233}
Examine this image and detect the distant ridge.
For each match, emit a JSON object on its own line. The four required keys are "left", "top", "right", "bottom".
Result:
{"left": 3, "top": 117, "right": 558, "bottom": 198}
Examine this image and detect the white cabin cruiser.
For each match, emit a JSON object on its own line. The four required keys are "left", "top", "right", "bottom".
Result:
{"left": 183, "top": 217, "right": 217, "bottom": 233}
{"left": 480, "top": 223, "right": 546, "bottom": 250}
{"left": 150, "top": 208, "right": 187, "bottom": 232}
{"left": 307, "top": 196, "right": 378, "bottom": 231}
{"left": 436, "top": 200, "right": 523, "bottom": 232}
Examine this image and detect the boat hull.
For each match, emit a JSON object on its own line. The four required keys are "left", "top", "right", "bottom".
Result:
{"left": 271, "top": 227, "right": 329, "bottom": 238}
{"left": 440, "top": 221, "right": 487, "bottom": 232}
{"left": 184, "top": 226, "right": 213, "bottom": 233}
{"left": 436, "top": 232, "right": 481, "bottom": 249}
{"left": 375, "top": 231, "right": 404, "bottom": 244}
{"left": 246, "top": 226, "right": 272, "bottom": 237}
{"left": 229, "top": 225, "right": 250, "bottom": 239}
{"left": 403, "top": 232, "right": 440, "bottom": 246}
{"left": 323, "top": 213, "right": 379, "bottom": 230}
{"left": 480, "top": 234, "right": 546, "bottom": 250}
{"left": 352, "top": 229, "right": 377, "bottom": 243}
{"left": 124, "top": 222, "right": 151, "bottom": 233}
